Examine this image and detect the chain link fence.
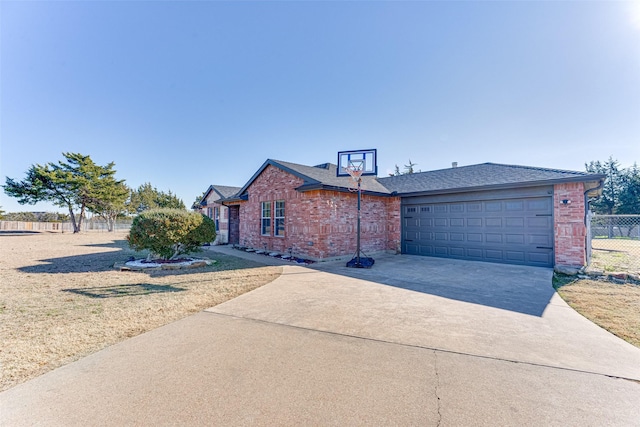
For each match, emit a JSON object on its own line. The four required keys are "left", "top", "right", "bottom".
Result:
{"left": 0, "top": 218, "right": 132, "bottom": 233}
{"left": 589, "top": 214, "right": 640, "bottom": 273}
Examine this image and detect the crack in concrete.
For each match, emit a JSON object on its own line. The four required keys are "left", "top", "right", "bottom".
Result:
{"left": 207, "top": 311, "right": 640, "bottom": 383}
{"left": 434, "top": 350, "right": 442, "bottom": 426}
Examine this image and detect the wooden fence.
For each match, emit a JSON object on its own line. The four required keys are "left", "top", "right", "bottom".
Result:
{"left": 0, "top": 220, "right": 132, "bottom": 233}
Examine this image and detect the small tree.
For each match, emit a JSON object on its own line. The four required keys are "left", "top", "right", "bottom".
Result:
{"left": 87, "top": 181, "right": 129, "bottom": 232}
{"left": 404, "top": 159, "right": 418, "bottom": 174}
{"left": 127, "top": 209, "right": 216, "bottom": 260}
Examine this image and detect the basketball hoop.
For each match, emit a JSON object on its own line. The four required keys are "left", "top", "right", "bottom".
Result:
{"left": 343, "top": 162, "right": 364, "bottom": 192}
{"left": 339, "top": 156, "right": 375, "bottom": 268}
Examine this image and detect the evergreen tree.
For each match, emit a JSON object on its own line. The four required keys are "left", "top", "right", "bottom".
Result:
{"left": 585, "top": 157, "right": 621, "bottom": 214}
{"left": 127, "top": 183, "right": 185, "bottom": 214}
{"left": 618, "top": 163, "right": 640, "bottom": 214}
{"left": 4, "top": 153, "right": 126, "bottom": 233}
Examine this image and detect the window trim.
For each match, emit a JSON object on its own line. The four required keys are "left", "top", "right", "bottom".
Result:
{"left": 261, "top": 201, "right": 272, "bottom": 236}
{"left": 274, "top": 200, "right": 285, "bottom": 237}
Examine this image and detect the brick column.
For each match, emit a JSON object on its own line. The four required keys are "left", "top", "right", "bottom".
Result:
{"left": 554, "top": 182, "right": 587, "bottom": 267}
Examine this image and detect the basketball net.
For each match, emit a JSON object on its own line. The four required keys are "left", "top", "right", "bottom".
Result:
{"left": 343, "top": 162, "right": 365, "bottom": 193}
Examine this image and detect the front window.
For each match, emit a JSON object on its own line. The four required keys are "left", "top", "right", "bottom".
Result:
{"left": 207, "top": 207, "right": 213, "bottom": 218}
{"left": 214, "top": 207, "right": 220, "bottom": 231}
{"left": 261, "top": 202, "right": 272, "bottom": 236}
{"left": 275, "top": 200, "right": 285, "bottom": 237}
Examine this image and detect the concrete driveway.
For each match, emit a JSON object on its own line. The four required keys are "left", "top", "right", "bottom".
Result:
{"left": 2, "top": 251, "right": 640, "bottom": 426}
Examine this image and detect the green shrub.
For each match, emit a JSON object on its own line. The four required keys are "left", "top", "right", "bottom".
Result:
{"left": 127, "top": 209, "right": 216, "bottom": 259}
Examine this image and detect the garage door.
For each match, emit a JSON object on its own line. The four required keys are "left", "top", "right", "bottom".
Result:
{"left": 402, "top": 188, "right": 554, "bottom": 267}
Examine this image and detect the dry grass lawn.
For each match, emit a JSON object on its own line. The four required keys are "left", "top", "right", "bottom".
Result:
{"left": 554, "top": 276, "right": 640, "bottom": 348}
{"left": 0, "top": 231, "right": 281, "bottom": 392}
{"left": 591, "top": 239, "right": 640, "bottom": 273}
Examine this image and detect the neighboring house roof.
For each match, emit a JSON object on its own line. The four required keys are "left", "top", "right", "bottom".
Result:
{"left": 228, "top": 159, "right": 393, "bottom": 200}
{"left": 199, "top": 185, "right": 242, "bottom": 206}
{"left": 377, "top": 162, "right": 605, "bottom": 196}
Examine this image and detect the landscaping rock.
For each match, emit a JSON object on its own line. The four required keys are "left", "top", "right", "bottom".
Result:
{"left": 609, "top": 272, "right": 628, "bottom": 280}
{"left": 554, "top": 266, "right": 580, "bottom": 276}
{"left": 188, "top": 261, "right": 208, "bottom": 268}
{"left": 583, "top": 268, "right": 605, "bottom": 277}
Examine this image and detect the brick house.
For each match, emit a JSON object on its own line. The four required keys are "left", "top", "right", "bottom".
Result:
{"left": 193, "top": 185, "right": 241, "bottom": 244}
{"left": 220, "top": 159, "right": 604, "bottom": 268}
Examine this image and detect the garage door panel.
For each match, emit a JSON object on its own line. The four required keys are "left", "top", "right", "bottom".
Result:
{"left": 467, "top": 233, "right": 483, "bottom": 242}
{"left": 434, "top": 246, "right": 448, "bottom": 255}
{"left": 467, "top": 203, "right": 482, "bottom": 212}
{"left": 405, "top": 231, "right": 419, "bottom": 241}
{"left": 506, "top": 251, "right": 526, "bottom": 262}
{"left": 529, "top": 252, "right": 553, "bottom": 264}
{"left": 449, "top": 247, "right": 465, "bottom": 256}
{"left": 405, "top": 243, "right": 419, "bottom": 254}
{"left": 450, "top": 218, "right": 464, "bottom": 227}
{"left": 485, "top": 201, "right": 503, "bottom": 212}
{"left": 450, "top": 233, "right": 464, "bottom": 241}
{"left": 467, "top": 218, "right": 482, "bottom": 227}
{"left": 505, "top": 217, "right": 525, "bottom": 228}
{"left": 467, "top": 248, "right": 484, "bottom": 258}
{"left": 505, "top": 201, "right": 524, "bottom": 211}
{"left": 486, "top": 250, "right": 503, "bottom": 260}
{"left": 402, "top": 193, "right": 554, "bottom": 267}
{"left": 527, "top": 199, "right": 552, "bottom": 210}
{"left": 486, "top": 233, "right": 502, "bottom": 243}
{"left": 486, "top": 218, "right": 502, "bottom": 227}
{"left": 506, "top": 234, "right": 525, "bottom": 244}
{"left": 530, "top": 234, "right": 552, "bottom": 245}
{"left": 419, "top": 245, "right": 433, "bottom": 255}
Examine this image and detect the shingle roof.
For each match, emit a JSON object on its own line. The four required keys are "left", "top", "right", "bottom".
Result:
{"left": 199, "top": 184, "right": 242, "bottom": 205}
{"left": 224, "top": 160, "right": 604, "bottom": 202}
{"left": 211, "top": 185, "right": 242, "bottom": 199}
{"left": 272, "top": 160, "right": 392, "bottom": 194}
{"left": 377, "top": 162, "right": 603, "bottom": 195}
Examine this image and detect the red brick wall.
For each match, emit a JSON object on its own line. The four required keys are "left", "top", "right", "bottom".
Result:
{"left": 238, "top": 165, "right": 401, "bottom": 260}
{"left": 554, "top": 182, "right": 587, "bottom": 267}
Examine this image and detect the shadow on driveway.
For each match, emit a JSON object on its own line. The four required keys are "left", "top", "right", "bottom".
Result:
{"left": 310, "top": 254, "right": 555, "bottom": 317}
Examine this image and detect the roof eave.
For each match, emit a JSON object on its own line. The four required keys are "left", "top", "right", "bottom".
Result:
{"left": 394, "top": 175, "right": 606, "bottom": 198}
{"left": 296, "top": 183, "right": 393, "bottom": 197}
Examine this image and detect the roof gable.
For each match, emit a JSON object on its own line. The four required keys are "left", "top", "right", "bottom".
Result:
{"left": 231, "top": 159, "right": 392, "bottom": 198}
{"left": 198, "top": 184, "right": 242, "bottom": 205}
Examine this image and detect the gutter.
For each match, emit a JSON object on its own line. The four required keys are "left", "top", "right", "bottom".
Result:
{"left": 584, "top": 178, "right": 605, "bottom": 225}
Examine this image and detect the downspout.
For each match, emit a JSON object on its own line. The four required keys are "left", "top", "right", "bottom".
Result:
{"left": 584, "top": 179, "right": 605, "bottom": 225}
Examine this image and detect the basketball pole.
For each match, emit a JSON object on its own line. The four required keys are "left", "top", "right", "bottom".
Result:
{"left": 356, "top": 175, "right": 361, "bottom": 266}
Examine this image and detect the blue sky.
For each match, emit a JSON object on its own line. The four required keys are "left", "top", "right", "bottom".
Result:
{"left": 1, "top": 1, "right": 639, "bottom": 213}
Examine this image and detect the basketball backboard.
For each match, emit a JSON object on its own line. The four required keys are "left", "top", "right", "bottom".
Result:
{"left": 337, "top": 149, "right": 377, "bottom": 177}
